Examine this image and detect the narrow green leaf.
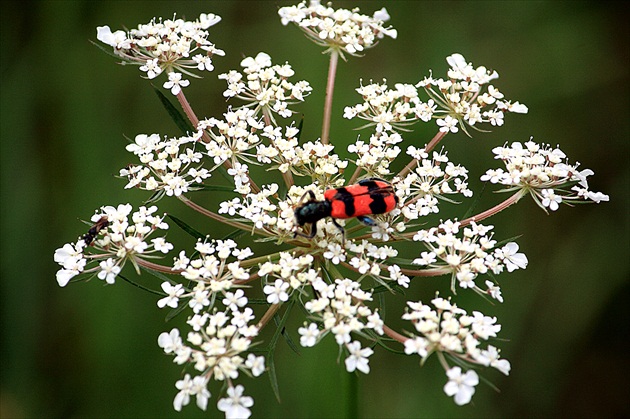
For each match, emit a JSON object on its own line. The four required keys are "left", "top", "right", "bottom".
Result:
{"left": 463, "top": 181, "right": 487, "bottom": 219}
{"left": 295, "top": 114, "right": 304, "bottom": 142}
{"left": 265, "top": 300, "right": 297, "bottom": 403}
{"left": 139, "top": 263, "right": 175, "bottom": 283}
{"left": 222, "top": 229, "right": 247, "bottom": 241}
{"left": 89, "top": 39, "right": 122, "bottom": 60}
{"left": 165, "top": 302, "right": 189, "bottom": 322}
{"left": 369, "top": 283, "right": 405, "bottom": 295}
{"left": 145, "top": 189, "right": 166, "bottom": 204}
{"left": 268, "top": 300, "right": 295, "bottom": 348}
{"left": 274, "top": 313, "right": 301, "bottom": 356}
{"left": 267, "top": 352, "right": 282, "bottom": 403}
{"left": 190, "top": 184, "right": 237, "bottom": 193}
{"left": 377, "top": 291, "right": 386, "bottom": 321}
{"left": 152, "top": 85, "right": 194, "bottom": 134}
{"left": 118, "top": 273, "right": 164, "bottom": 296}
{"left": 246, "top": 298, "right": 270, "bottom": 305}
{"left": 167, "top": 214, "right": 205, "bottom": 240}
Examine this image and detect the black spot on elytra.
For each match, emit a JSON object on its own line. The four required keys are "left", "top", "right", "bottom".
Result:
{"left": 334, "top": 188, "right": 356, "bottom": 216}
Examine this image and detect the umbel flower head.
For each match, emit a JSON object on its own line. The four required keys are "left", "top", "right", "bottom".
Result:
{"left": 344, "top": 53, "right": 529, "bottom": 136}
{"left": 219, "top": 52, "right": 312, "bottom": 123}
{"left": 97, "top": 13, "right": 225, "bottom": 94}
{"left": 278, "top": 0, "right": 397, "bottom": 57}
{"left": 54, "top": 204, "right": 171, "bottom": 287}
{"left": 56, "top": 3, "right": 609, "bottom": 418}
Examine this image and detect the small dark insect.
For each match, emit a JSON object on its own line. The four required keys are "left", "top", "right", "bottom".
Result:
{"left": 294, "top": 178, "right": 398, "bottom": 243}
{"left": 82, "top": 216, "right": 109, "bottom": 246}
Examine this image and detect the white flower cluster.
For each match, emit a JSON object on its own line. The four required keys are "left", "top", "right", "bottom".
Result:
{"left": 299, "top": 278, "right": 383, "bottom": 374}
{"left": 220, "top": 183, "right": 280, "bottom": 232}
{"left": 54, "top": 204, "right": 171, "bottom": 287}
{"left": 412, "top": 220, "right": 527, "bottom": 297}
{"left": 120, "top": 132, "right": 210, "bottom": 198}
{"left": 278, "top": 1, "right": 397, "bottom": 56}
{"left": 170, "top": 239, "right": 253, "bottom": 302}
{"left": 158, "top": 313, "right": 263, "bottom": 415}
{"left": 396, "top": 147, "right": 472, "bottom": 220}
{"left": 96, "top": 14, "right": 224, "bottom": 94}
{"left": 403, "top": 296, "right": 511, "bottom": 405}
{"left": 344, "top": 54, "right": 528, "bottom": 135}
{"left": 256, "top": 125, "right": 349, "bottom": 177}
{"left": 345, "top": 239, "right": 406, "bottom": 283}
{"left": 419, "top": 53, "right": 528, "bottom": 135}
{"left": 197, "top": 107, "right": 268, "bottom": 194}
{"left": 481, "top": 139, "right": 610, "bottom": 211}
{"left": 219, "top": 52, "right": 312, "bottom": 121}
{"left": 343, "top": 81, "right": 432, "bottom": 132}
{"left": 348, "top": 130, "right": 403, "bottom": 175}
{"left": 259, "top": 252, "right": 317, "bottom": 302}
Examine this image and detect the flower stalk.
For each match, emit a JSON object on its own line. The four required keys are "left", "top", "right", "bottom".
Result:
{"left": 321, "top": 49, "right": 339, "bottom": 144}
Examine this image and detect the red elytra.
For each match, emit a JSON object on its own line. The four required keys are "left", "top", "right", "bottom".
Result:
{"left": 324, "top": 179, "right": 398, "bottom": 219}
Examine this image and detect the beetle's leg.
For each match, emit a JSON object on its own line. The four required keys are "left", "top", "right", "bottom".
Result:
{"left": 299, "top": 190, "right": 317, "bottom": 203}
{"left": 357, "top": 215, "right": 376, "bottom": 226}
{"left": 294, "top": 222, "right": 317, "bottom": 239}
{"left": 331, "top": 218, "right": 346, "bottom": 246}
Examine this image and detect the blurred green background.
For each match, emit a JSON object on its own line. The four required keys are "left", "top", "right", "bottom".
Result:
{"left": 1, "top": 1, "right": 628, "bottom": 418}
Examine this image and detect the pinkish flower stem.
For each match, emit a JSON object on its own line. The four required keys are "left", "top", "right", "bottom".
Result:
{"left": 321, "top": 49, "right": 340, "bottom": 144}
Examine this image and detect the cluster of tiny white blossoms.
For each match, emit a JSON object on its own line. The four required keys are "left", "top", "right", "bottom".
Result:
{"left": 278, "top": 1, "right": 397, "bottom": 56}
{"left": 259, "top": 252, "right": 317, "bottom": 301}
{"left": 394, "top": 147, "right": 472, "bottom": 220}
{"left": 219, "top": 52, "right": 312, "bottom": 122}
{"left": 343, "top": 80, "right": 431, "bottom": 133}
{"left": 481, "top": 139, "right": 610, "bottom": 212}
{"left": 96, "top": 13, "right": 224, "bottom": 94}
{"left": 119, "top": 132, "right": 209, "bottom": 198}
{"left": 158, "top": 321, "right": 263, "bottom": 416}
{"left": 168, "top": 239, "right": 254, "bottom": 302}
{"left": 54, "top": 204, "right": 171, "bottom": 287}
{"left": 344, "top": 53, "right": 528, "bottom": 135}
{"left": 403, "top": 296, "right": 510, "bottom": 405}
{"left": 54, "top": 3, "right": 611, "bottom": 417}
{"left": 155, "top": 239, "right": 262, "bottom": 416}
{"left": 412, "top": 220, "right": 527, "bottom": 298}
{"left": 300, "top": 278, "right": 383, "bottom": 374}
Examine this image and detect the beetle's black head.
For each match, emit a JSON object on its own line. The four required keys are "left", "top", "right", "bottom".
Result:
{"left": 294, "top": 200, "right": 332, "bottom": 226}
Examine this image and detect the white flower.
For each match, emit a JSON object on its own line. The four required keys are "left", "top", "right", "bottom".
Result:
{"left": 437, "top": 116, "right": 459, "bottom": 133}
{"left": 477, "top": 345, "right": 511, "bottom": 375}
{"left": 163, "top": 72, "right": 190, "bottom": 95}
{"left": 139, "top": 58, "right": 162, "bottom": 79}
{"left": 496, "top": 242, "right": 528, "bottom": 272}
{"left": 298, "top": 323, "right": 320, "bottom": 347}
{"left": 263, "top": 279, "right": 290, "bottom": 304}
{"left": 541, "top": 188, "right": 562, "bottom": 211}
{"left": 158, "top": 282, "right": 185, "bottom": 308}
{"left": 344, "top": 341, "right": 374, "bottom": 374}
{"left": 158, "top": 328, "right": 182, "bottom": 354}
{"left": 173, "top": 374, "right": 193, "bottom": 411}
{"left": 485, "top": 280, "right": 504, "bottom": 303}
{"left": 443, "top": 367, "right": 479, "bottom": 406}
{"left": 97, "top": 258, "right": 120, "bottom": 284}
{"left": 217, "top": 385, "right": 254, "bottom": 419}
{"left": 404, "top": 337, "right": 428, "bottom": 357}
{"left": 245, "top": 353, "right": 266, "bottom": 377}
{"left": 278, "top": 3, "right": 396, "bottom": 56}
{"left": 223, "top": 289, "right": 248, "bottom": 311}
{"left": 96, "top": 26, "right": 129, "bottom": 49}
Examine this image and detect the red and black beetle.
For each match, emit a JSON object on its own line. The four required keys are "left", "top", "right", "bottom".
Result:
{"left": 294, "top": 178, "right": 398, "bottom": 242}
